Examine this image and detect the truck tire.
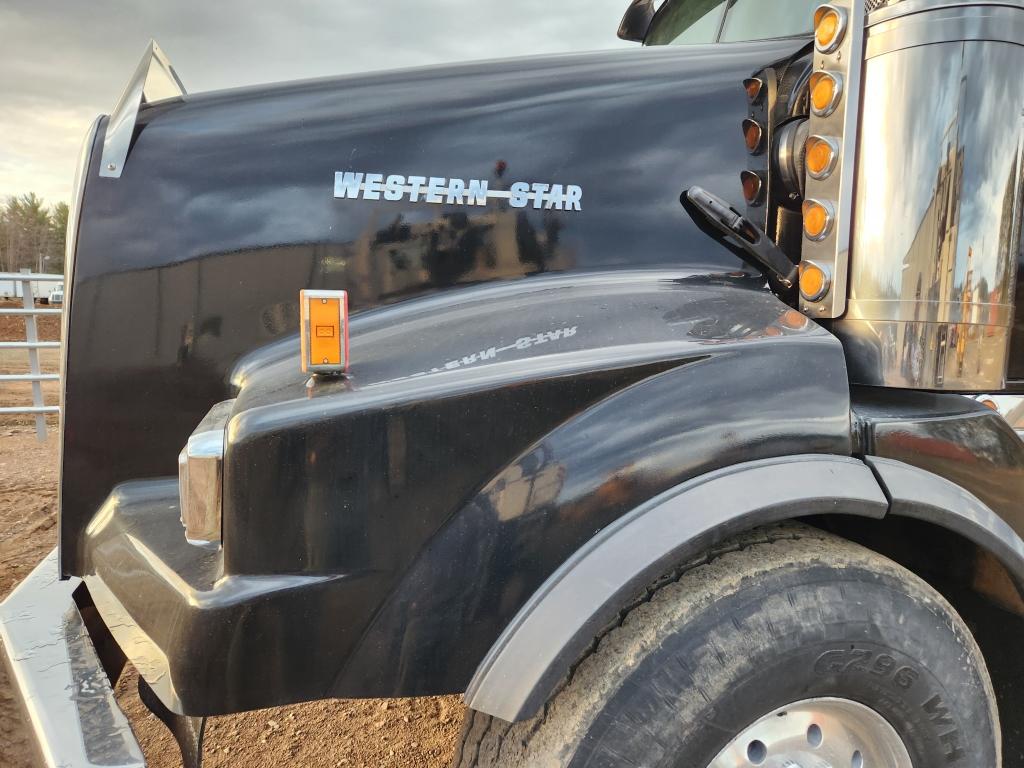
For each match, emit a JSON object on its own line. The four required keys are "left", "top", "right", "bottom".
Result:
{"left": 454, "top": 524, "right": 1000, "bottom": 768}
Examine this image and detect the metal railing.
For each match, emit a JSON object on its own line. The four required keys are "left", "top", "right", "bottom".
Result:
{"left": 0, "top": 269, "right": 62, "bottom": 440}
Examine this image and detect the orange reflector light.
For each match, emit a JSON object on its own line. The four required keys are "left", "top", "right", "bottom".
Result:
{"left": 300, "top": 289, "right": 349, "bottom": 374}
{"left": 814, "top": 5, "right": 846, "bottom": 54}
{"left": 799, "top": 261, "right": 831, "bottom": 302}
{"left": 743, "top": 77, "right": 764, "bottom": 104}
{"left": 809, "top": 71, "right": 842, "bottom": 116}
{"left": 740, "top": 170, "right": 764, "bottom": 205}
{"left": 802, "top": 199, "right": 834, "bottom": 241}
{"left": 742, "top": 119, "right": 764, "bottom": 154}
{"left": 805, "top": 135, "right": 839, "bottom": 179}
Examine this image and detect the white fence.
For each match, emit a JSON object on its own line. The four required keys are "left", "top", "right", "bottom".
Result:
{"left": 0, "top": 276, "right": 62, "bottom": 301}
{"left": 0, "top": 270, "right": 62, "bottom": 440}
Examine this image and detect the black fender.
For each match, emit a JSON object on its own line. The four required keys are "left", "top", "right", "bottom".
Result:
{"left": 464, "top": 452, "right": 1024, "bottom": 722}
{"left": 78, "top": 270, "right": 858, "bottom": 715}
{"left": 461, "top": 454, "right": 887, "bottom": 722}
{"left": 866, "top": 456, "right": 1024, "bottom": 587}
{"left": 328, "top": 282, "right": 853, "bottom": 699}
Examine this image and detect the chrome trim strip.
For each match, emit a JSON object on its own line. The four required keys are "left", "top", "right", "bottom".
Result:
{"left": 99, "top": 40, "right": 185, "bottom": 179}
{"left": 0, "top": 550, "right": 145, "bottom": 768}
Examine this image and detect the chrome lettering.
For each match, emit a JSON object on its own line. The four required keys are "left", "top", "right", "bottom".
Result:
{"left": 334, "top": 171, "right": 583, "bottom": 211}
{"left": 426, "top": 177, "right": 446, "bottom": 204}
{"left": 531, "top": 183, "right": 550, "bottom": 210}
{"left": 334, "top": 171, "right": 364, "bottom": 199}
{"left": 363, "top": 173, "right": 384, "bottom": 200}
{"left": 407, "top": 176, "right": 427, "bottom": 202}
{"left": 446, "top": 178, "right": 466, "bottom": 205}
{"left": 384, "top": 174, "right": 406, "bottom": 201}
{"left": 466, "top": 179, "right": 489, "bottom": 207}
{"left": 510, "top": 182, "right": 531, "bottom": 209}
{"left": 565, "top": 185, "right": 583, "bottom": 211}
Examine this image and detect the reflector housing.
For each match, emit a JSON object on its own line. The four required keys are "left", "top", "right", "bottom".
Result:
{"left": 805, "top": 135, "right": 840, "bottom": 179}
{"left": 814, "top": 5, "right": 847, "bottom": 54}
{"left": 799, "top": 261, "right": 832, "bottom": 301}
{"left": 809, "top": 72, "right": 843, "bottom": 117}
{"left": 300, "top": 289, "right": 350, "bottom": 374}
{"left": 741, "top": 170, "right": 765, "bottom": 205}
{"left": 742, "top": 119, "right": 765, "bottom": 154}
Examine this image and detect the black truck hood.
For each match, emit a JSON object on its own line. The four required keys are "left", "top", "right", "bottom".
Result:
{"left": 62, "top": 39, "right": 805, "bottom": 575}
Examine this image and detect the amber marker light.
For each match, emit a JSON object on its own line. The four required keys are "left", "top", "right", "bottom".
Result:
{"left": 799, "top": 261, "right": 832, "bottom": 302}
{"left": 814, "top": 5, "right": 847, "bottom": 54}
{"left": 743, "top": 77, "right": 764, "bottom": 104}
{"left": 780, "top": 309, "right": 811, "bottom": 330}
{"left": 805, "top": 135, "right": 839, "bottom": 179}
{"left": 809, "top": 71, "right": 843, "bottom": 117}
{"left": 802, "top": 199, "right": 834, "bottom": 241}
{"left": 742, "top": 118, "right": 764, "bottom": 154}
{"left": 740, "top": 170, "right": 764, "bottom": 206}
{"left": 300, "top": 289, "right": 350, "bottom": 374}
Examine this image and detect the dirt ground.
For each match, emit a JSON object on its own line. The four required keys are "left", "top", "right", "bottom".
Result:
{"left": 0, "top": 304, "right": 464, "bottom": 767}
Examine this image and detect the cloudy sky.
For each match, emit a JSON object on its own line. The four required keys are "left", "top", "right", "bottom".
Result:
{"left": 0, "top": 1, "right": 635, "bottom": 206}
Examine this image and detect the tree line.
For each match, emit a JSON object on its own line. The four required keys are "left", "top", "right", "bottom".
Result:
{"left": 0, "top": 194, "right": 69, "bottom": 275}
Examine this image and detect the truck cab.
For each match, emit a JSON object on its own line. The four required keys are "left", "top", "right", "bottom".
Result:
{"left": 3, "top": 2, "right": 1024, "bottom": 767}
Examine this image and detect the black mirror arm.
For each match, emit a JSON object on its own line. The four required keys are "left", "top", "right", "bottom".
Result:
{"left": 681, "top": 186, "right": 798, "bottom": 291}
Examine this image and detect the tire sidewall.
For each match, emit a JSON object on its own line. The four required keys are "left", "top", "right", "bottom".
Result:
{"left": 570, "top": 560, "right": 997, "bottom": 768}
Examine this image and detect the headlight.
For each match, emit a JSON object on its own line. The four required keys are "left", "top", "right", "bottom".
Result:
{"left": 178, "top": 400, "right": 234, "bottom": 547}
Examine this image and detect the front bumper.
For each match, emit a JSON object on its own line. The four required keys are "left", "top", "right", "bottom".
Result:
{"left": 0, "top": 550, "right": 145, "bottom": 768}
{"left": 79, "top": 479, "right": 379, "bottom": 716}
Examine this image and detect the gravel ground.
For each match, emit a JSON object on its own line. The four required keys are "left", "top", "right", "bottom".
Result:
{"left": 0, "top": 302, "right": 465, "bottom": 767}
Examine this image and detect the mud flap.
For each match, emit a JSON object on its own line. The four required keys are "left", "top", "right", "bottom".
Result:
{"left": 139, "top": 676, "right": 207, "bottom": 768}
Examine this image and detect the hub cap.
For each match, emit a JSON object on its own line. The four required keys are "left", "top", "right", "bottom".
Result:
{"left": 707, "top": 697, "right": 913, "bottom": 768}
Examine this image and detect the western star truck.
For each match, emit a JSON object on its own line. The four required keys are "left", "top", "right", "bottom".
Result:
{"left": 4, "top": 1, "right": 1024, "bottom": 766}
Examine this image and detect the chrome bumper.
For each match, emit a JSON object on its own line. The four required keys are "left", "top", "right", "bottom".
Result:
{"left": 0, "top": 549, "right": 145, "bottom": 768}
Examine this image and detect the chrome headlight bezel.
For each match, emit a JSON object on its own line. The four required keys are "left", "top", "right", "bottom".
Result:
{"left": 178, "top": 400, "right": 234, "bottom": 547}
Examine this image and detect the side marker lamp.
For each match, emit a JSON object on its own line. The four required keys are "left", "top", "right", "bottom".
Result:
{"left": 802, "top": 199, "right": 835, "bottom": 241}
{"left": 809, "top": 72, "right": 843, "bottom": 117}
{"left": 814, "top": 5, "right": 847, "bottom": 54}
{"left": 742, "top": 119, "right": 765, "bottom": 154}
{"left": 301, "top": 289, "right": 349, "bottom": 374}
{"left": 799, "top": 261, "right": 832, "bottom": 302}
{"left": 805, "top": 136, "right": 840, "bottom": 179}
{"left": 743, "top": 78, "right": 765, "bottom": 104}
{"left": 741, "top": 170, "right": 765, "bottom": 206}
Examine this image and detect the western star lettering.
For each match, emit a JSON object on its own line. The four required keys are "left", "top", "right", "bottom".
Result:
{"left": 334, "top": 172, "right": 583, "bottom": 211}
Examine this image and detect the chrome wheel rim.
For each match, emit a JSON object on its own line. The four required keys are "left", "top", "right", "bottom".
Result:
{"left": 706, "top": 697, "right": 913, "bottom": 768}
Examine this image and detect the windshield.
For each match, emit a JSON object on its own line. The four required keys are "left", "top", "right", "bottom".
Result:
{"left": 645, "top": 0, "right": 819, "bottom": 46}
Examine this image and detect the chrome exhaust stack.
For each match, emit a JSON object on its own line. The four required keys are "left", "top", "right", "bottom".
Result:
{"left": 801, "top": 1, "right": 1024, "bottom": 391}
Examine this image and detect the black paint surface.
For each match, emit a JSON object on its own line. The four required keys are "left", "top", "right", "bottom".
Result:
{"left": 62, "top": 39, "right": 806, "bottom": 575}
